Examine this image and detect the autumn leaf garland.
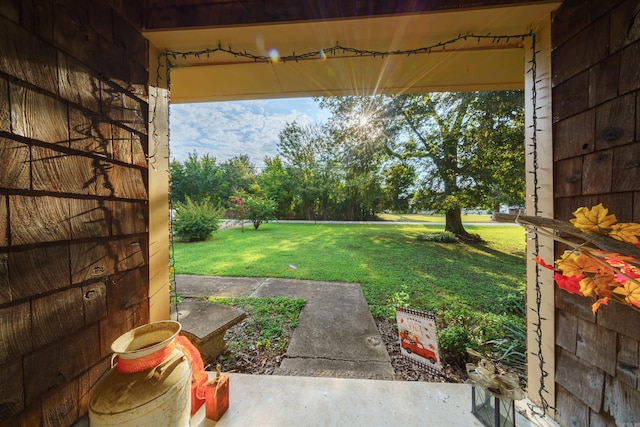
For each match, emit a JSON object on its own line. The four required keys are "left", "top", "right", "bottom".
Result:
{"left": 534, "top": 204, "right": 640, "bottom": 314}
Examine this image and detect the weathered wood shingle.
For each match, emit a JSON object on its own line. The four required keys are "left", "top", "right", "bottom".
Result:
{"left": 0, "top": 138, "right": 30, "bottom": 190}
{"left": 70, "top": 198, "right": 111, "bottom": 239}
{"left": 10, "top": 84, "right": 69, "bottom": 145}
{"left": 23, "top": 325, "right": 100, "bottom": 406}
{"left": 0, "top": 302, "right": 32, "bottom": 364}
{"left": 556, "top": 349, "right": 605, "bottom": 412}
{"left": 7, "top": 245, "right": 71, "bottom": 301}
{"left": 9, "top": 195, "right": 70, "bottom": 245}
{"left": 69, "top": 108, "right": 112, "bottom": 157}
{"left": 32, "top": 287, "right": 85, "bottom": 349}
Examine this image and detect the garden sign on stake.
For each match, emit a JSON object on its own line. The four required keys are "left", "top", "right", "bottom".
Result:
{"left": 396, "top": 307, "right": 441, "bottom": 377}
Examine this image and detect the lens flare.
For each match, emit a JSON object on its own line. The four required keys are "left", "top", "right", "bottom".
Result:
{"left": 269, "top": 48, "right": 280, "bottom": 62}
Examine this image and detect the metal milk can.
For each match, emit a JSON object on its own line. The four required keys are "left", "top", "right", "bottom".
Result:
{"left": 89, "top": 321, "right": 192, "bottom": 426}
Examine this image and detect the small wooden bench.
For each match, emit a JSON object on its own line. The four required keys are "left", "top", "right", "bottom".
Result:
{"left": 170, "top": 299, "right": 246, "bottom": 364}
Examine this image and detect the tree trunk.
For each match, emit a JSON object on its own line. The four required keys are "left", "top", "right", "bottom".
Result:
{"left": 492, "top": 201, "right": 501, "bottom": 221}
{"left": 444, "top": 208, "right": 478, "bottom": 241}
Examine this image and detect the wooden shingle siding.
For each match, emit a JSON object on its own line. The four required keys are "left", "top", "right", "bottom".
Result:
{"left": 58, "top": 53, "right": 102, "bottom": 114}
{"left": 9, "top": 195, "right": 70, "bottom": 245}
{"left": 69, "top": 108, "right": 113, "bottom": 157}
{"left": 6, "top": 245, "right": 71, "bottom": 302}
{"left": 0, "top": 16, "right": 58, "bottom": 94}
{"left": 31, "top": 287, "right": 85, "bottom": 349}
{"left": 111, "top": 200, "right": 147, "bottom": 234}
{"left": 23, "top": 324, "right": 101, "bottom": 406}
{"left": 556, "top": 349, "right": 605, "bottom": 412}
{"left": 41, "top": 379, "right": 79, "bottom": 427}
{"left": 595, "top": 94, "right": 635, "bottom": 151}
{"left": 555, "top": 385, "right": 589, "bottom": 427}
{"left": 31, "top": 146, "right": 97, "bottom": 194}
{"left": 70, "top": 198, "right": 112, "bottom": 239}
{"left": 0, "top": 196, "right": 6, "bottom": 247}
{"left": 0, "top": 0, "right": 149, "bottom": 423}
{"left": 10, "top": 84, "right": 69, "bottom": 145}
{"left": 616, "top": 335, "right": 639, "bottom": 389}
{"left": 82, "top": 281, "right": 108, "bottom": 325}
{"left": 0, "top": 77, "right": 9, "bottom": 131}
{"left": 108, "top": 267, "right": 148, "bottom": 312}
{"left": 553, "top": 109, "right": 595, "bottom": 161}
{"left": 553, "top": 0, "right": 640, "bottom": 423}
{"left": 0, "top": 358, "right": 24, "bottom": 420}
{"left": 0, "top": 302, "right": 32, "bottom": 364}
{"left": 70, "top": 241, "right": 117, "bottom": 284}
{"left": 0, "top": 138, "right": 30, "bottom": 190}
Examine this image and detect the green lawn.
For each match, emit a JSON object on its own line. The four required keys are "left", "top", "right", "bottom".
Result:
{"left": 174, "top": 222, "right": 527, "bottom": 370}
{"left": 377, "top": 213, "right": 493, "bottom": 223}
{"left": 174, "top": 223, "right": 525, "bottom": 315}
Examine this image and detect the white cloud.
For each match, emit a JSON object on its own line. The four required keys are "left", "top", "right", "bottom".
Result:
{"left": 169, "top": 98, "right": 329, "bottom": 168}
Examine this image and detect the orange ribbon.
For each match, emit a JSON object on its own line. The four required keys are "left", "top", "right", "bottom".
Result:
{"left": 115, "top": 341, "right": 177, "bottom": 373}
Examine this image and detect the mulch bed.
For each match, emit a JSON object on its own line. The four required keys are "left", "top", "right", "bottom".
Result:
{"left": 216, "top": 316, "right": 465, "bottom": 383}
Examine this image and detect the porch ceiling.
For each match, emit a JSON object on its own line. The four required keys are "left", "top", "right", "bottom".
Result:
{"left": 143, "top": 2, "right": 559, "bottom": 103}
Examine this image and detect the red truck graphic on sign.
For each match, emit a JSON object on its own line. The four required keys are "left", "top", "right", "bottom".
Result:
{"left": 400, "top": 338, "right": 437, "bottom": 364}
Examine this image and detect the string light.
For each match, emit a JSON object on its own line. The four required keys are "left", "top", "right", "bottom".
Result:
{"left": 157, "top": 31, "right": 552, "bottom": 410}
{"left": 156, "top": 32, "right": 532, "bottom": 83}
{"left": 525, "top": 33, "right": 554, "bottom": 417}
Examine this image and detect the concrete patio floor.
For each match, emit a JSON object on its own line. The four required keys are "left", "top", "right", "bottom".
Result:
{"left": 190, "top": 373, "right": 557, "bottom": 427}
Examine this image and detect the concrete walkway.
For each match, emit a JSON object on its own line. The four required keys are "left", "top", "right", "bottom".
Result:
{"left": 174, "top": 275, "right": 394, "bottom": 378}
{"left": 177, "top": 275, "right": 555, "bottom": 427}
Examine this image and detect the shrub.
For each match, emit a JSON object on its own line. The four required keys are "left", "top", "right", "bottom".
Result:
{"left": 497, "top": 291, "right": 526, "bottom": 316}
{"left": 242, "top": 195, "right": 277, "bottom": 230}
{"left": 438, "top": 325, "right": 472, "bottom": 360}
{"left": 416, "top": 231, "right": 457, "bottom": 243}
{"left": 172, "top": 196, "right": 224, "bottom": 241}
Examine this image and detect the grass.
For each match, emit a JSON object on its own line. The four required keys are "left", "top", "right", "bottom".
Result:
{"left": 377, "top": 213, "right": 493, "bottom": 223}
{"left": 208, "top": 296, "right": 305, "bottom": 352}
{"left": 174, "top": 222, "right": 527, "bottom": 373}
{"left": 174, "top": 223, "right": 526, "bottom": 315}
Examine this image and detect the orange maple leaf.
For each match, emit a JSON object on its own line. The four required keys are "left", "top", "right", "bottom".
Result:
{"left": 591, "top": 297, "right": 609, "bottom": 315}
{"left": 609, "top": 222, "right": 640, "bottom": 245}
{"left": 570, "top": 203, "right": 617, "bottom": 233}
{"left": 612, "top": 281, "right": 640, "bottom": 309}
{"left": 578, "top": 276, "right": 596, "bottom": 296}
{"left": 557, "top": 252, "right": 608, "bottom": 277}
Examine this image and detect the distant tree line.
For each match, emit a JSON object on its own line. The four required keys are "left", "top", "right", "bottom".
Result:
{"left": 170, "top": 91, "right": 525, "bottom": 238}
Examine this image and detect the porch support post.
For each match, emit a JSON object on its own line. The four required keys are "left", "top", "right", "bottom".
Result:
{"left": 148, "top": 44, "right": 172, "bottom": 322}
{"left": 524, "top": 16, "right": 555, "bottom": 414}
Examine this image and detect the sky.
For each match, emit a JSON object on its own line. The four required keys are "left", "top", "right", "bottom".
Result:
{"left": 169, "top": 98, "right": 331, "bottom": 169}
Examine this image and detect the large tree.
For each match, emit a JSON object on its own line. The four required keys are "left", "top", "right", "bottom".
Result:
{"left": 381, "top": 162, "right": 416, "bottom": 213}
{"left": 319, "top": 96, "right": 387, "bottom": 220}
{"left": 466, "top": 91, "right": 525, "bottom": 212}
{"left": 319, "top": 92, "right": 524, "bottom": 239}
{"left": 389, "top": 91, "right": 524, "bottom": 239}
{"left": 277, "top": 121, "right": 339, "bottom": 219}
{"left": 170, "top": 152, "right": 259, "bottom": 207}
{"left": 259, "top": 156, "right": 295, "bottom": 218}
{"left": 170, "top": 152, "right": 223, "bottom": 204}
{"left": 219, "top": 154, "right": 258, "bottom": 201}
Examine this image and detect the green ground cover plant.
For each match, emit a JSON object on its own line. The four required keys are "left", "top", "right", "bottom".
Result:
{"left": 174, "top": 223, "right": 526, "bottom": 372}
{"left": 208, "top": 297, "right": 305, "bottom": 370}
